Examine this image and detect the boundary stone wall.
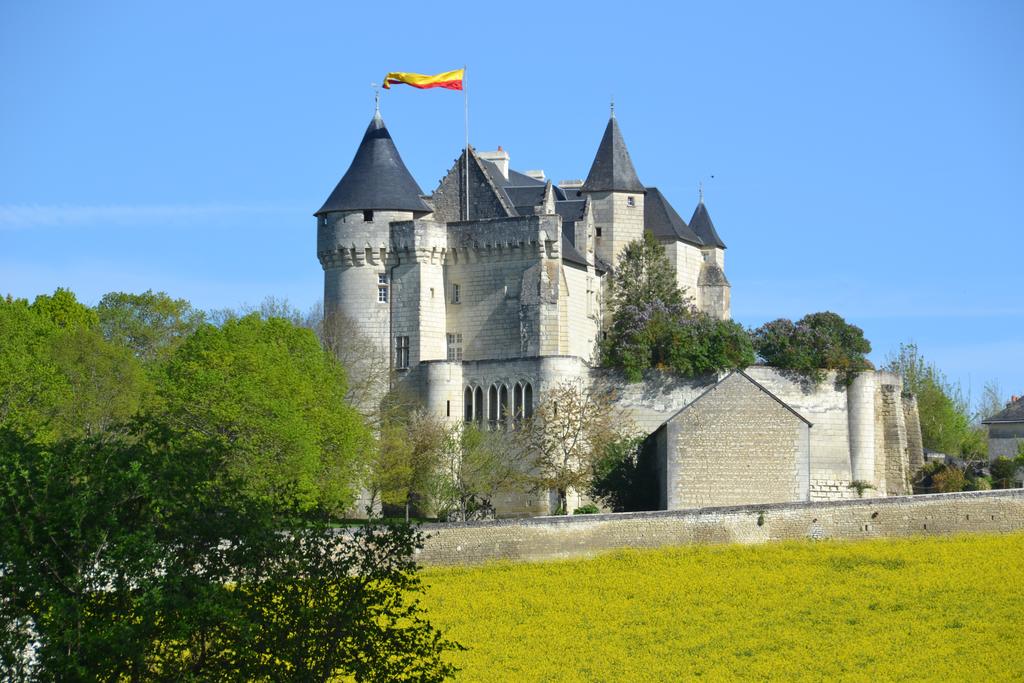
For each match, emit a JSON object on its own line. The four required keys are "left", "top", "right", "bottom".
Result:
{"left": 415, "top": 489, "right": 1024, "bottom": 566}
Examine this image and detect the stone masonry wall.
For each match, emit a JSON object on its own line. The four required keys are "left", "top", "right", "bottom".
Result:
{"left": 415, "top": 489, "right": 1024, "bottom": 566}
{"left": 666, "top": 373, "right": 809, "bottom": 509}
{"left": 743, "top": 367, "right": 856, "bottom": 499}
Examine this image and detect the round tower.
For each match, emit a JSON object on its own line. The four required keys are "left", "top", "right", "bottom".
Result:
{"left": 315, "top": 111, "right": 431, "bottom": 407}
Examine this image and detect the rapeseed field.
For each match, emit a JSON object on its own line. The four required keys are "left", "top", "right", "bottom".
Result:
{"left": 421, "top": 532, "right": 1024, "bottom": 681}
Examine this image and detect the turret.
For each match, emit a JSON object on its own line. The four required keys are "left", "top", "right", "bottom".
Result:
{"left": 689, "top": 197, "right": 731, "bottom": 320}
{"left": 581, "top": 109, "right": 646, "bottom": 268}
{"left": 315, "top": 111, "right": 431, "bottom": 408}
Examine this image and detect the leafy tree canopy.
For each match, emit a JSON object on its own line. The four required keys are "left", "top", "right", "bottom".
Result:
{"left": 751, "top": 311, "right": 872, "bottom": 386}
{"left": 0, "top": 426, "right": 460, "bottom": 681}
{"left": 885, "top": 342, "right": 982, "bottom": 458}
{"left": 602, "top": 233, "right": 754, "bottom": 382}
{"left": 96, "top": 289, "right": 205, "bottom": 363}
{"left": 159, "top": 313, "right": 371, "bottom": 512}
{"left": 29, "top": 287, "right": 98, "bottom": 330}
{"left": 0, "top": 293, "right": 149, "bottom": 442}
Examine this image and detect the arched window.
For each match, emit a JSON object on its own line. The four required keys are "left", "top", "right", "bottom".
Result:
{"left": 498, "top": 385, "right": 509, "bottom": 426}
{"left": 513, "top": 382, "right": 524, "bottom": 421}
{"left": 524, "top": 382, "right": 534, "bottom": 419}
{"left": 488, "top": 385, "right": 498, "bottom": 429}
{"left": 474, "top": 387, "right": 483, "bottom": 425}
{"left": 464, "top": 387, "right": 473, "bottom": 422}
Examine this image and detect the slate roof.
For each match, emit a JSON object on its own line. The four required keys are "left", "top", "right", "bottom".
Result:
{"left": 644, "top": 187, "right": 703, "bottom": 246}
{"left": 688, "top": 200, "right": 727, "bottom": 249}
{"left": 581, "top": 116, "right": 645, "bottom": 194}
{"left": 697, "top": 262, "right": 730, "bottom": 286}
{"left": 982, "top": 397, "right": 1024, "bottom": 424}
{"left": 315, "top": 112, "right": 430, "bottom": 215}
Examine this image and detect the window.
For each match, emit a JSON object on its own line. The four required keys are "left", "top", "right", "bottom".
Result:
{"left": 498, "top": 385, "right": 509, "bottom": 426}
{"left": 363, "top": 209, "right": 374, "bottom": 222}
{"left": 595, "top": 226, "right": 602, "bottom": 238}
{"left": 473, "top": 387, "right": 483, "bottom": 425}
{"left": 377, "top": 273, "right": 388, "bottom": 303}
{"left": 446, "top": 333, "right": 463, "bottom": 361}
{"left": 514, "top": 383, "right": 524, "bottom": 421}
{"left": 524, "top": 382, "right": 534, "bottom": 419}
{"left": 626, "top": 196, "right": 636, "bottom": 208}
{"left": 464, "top": 387, "right": 474, "bottom": 422}
{"left": 446, "top": 400, "right": 451, "bottom": 417}
{"left": 395, "top": 336, "right": 409, "bottom": 369}
{"left": 451, "top": 283, "right": 461, "bottom": 304}
{"left": 488, "top": 385, "right": 498, "bottom": 429}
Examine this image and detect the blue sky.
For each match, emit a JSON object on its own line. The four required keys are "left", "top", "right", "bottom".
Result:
{"left": 2, "top": 1, "right": 1022, "bottom": 409}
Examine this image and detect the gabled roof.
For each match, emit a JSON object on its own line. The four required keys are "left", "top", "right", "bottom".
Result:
{"left": 644, "top": 187, "right": 704, "bottom": 246}
{"left": 662, "top": 370, "right": 813, "bottom": 427}
{"left": 982, "top": 397, "right": 1024, "bottom": 424}
{"left": 581, "top": 116, "right": 645, "bottom": 194}
{"left": 315, "top": 112, "right": 430, "bottom": 215}
{"left": 688, "top": 200, "right": 726, "bottom": 249}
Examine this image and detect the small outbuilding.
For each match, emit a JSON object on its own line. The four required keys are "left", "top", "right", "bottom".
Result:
{"left": 653, "top": 370, "right": 812, "bottom": 510}
{"left": 982, "top": 395, "right": 1024, "bottom": 460}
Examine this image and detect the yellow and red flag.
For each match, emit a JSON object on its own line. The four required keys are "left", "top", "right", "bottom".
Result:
{"left": 383, "top": 69, "right": 464, "bottom": 91}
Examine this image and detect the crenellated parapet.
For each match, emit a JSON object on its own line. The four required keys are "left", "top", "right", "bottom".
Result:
{"left": 390, "top": 219, "right": 449, "bottom": 265}
{"left": 317, "top": 209, "right": 413, "bottom": 268}
{"left": 442, "top": 215, "right": 562, "bottom": 265}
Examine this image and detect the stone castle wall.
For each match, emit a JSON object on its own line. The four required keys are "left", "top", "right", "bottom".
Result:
{"left": 662, "top": 373, "right": 810, "bottom": 510}
{"left": 414, "top": 489, "right": 1024, "bottom": 566}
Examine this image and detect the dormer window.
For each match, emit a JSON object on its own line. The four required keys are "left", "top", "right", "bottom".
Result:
{"left": 363, "top": 210, "right": 374, "bottom": 222}
{"left": 626, "top": 196, "right": 636, "bottom": 208}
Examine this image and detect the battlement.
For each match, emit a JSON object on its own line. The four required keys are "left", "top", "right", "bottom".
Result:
{"left": 445, "top": 215, "right": 562, "bottom": 264}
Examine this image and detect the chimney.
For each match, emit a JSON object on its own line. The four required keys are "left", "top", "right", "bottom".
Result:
{"left": 523, "top": 170, "right": 546, "bottom": 181}
{"left": 476, "top": 146, "right": 509, "bottom": 180}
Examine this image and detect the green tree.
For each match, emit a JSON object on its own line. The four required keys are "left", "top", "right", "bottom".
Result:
{"left": 751, "top": 311, "right": 872, "bottom": 386}
{"left": 0, "top": 426, "right": 460, "bottom": 681}
{"left": 96, "top": 289, "right": 205, "bottom": 363}
{"left": 370, "top": 402, "right": 450, "bottom": 521}
{"left": 0, "top": 293, "right": 149, "bottom": 443}
{"left": 28, "top": 288, "right": 98, "bottom": 330}
{"left": 990, "top": 456, "right": 1022, "bottom": 489}
{"left": 589, "top": 433, "right": 655, "bottom": 512}
{"left": 885, "top": 343, "right": 976, "bottom": 458}
{"left": 0, "top": 296, "right": 68, "bottom": 440}
{"left": 602, "top": 233, "right": 754, "bottom": 381}
{"left": 516, "top": 380, "right": 627, "bottom": 513}
{"left": 432, "top": 422, "right": 528, "bottom": 521}
{"left": 159, "top": 313, "right": 371, "bottom": 513}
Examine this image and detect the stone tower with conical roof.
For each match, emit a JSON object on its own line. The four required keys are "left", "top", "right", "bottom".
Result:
{"left": 581, "top": 112, "right": 646, "bottom": 269}
{"left": 690, "top": 197, "right": 731, "bottom": 319}
{"left": 315, "top": 111, "right": 432, "bottom": 408}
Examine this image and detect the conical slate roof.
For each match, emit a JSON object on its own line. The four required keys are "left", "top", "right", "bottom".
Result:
{"left": 688, "top": 200, "right": 726, "bottom": 249}
{"left": 315, "top": 112, "right": 430, "bottom": 215}
{"left": 581, "top": 116, "right": 645, "bottom": 194}
{"left": 644, "top": 187, "right": 703, "bottom": 246}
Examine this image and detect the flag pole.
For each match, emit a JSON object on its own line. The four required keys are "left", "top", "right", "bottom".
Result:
{"left": 464, "top": 64, "right": 469, "bottom": 221}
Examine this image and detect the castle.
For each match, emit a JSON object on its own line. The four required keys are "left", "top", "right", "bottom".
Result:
{"left": 315, "top": 106, "right": 924, "bottom": 516}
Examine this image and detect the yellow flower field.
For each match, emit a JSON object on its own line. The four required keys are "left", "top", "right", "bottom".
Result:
{"left": 421, "top": 532, "right": 1024, "bottom": 682}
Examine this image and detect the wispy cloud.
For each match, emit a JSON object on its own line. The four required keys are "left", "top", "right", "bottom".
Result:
{"left": 0, "top": 203, "right": 302, "bottom": 230}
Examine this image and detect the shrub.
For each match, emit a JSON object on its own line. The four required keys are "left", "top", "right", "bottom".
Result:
{"left": 966, "top": 476, "right": 992, "bottom": 491}
{"left": 932, "top": 466, "right": 966, "bottom": 493}
{"left": 752, "top": 312, "right": 871, "bottom": 386}
{"left": 847, "top": 480, "right": 875, "bottom": 498}
{"left": 990, "top": 457, "right": 1021, "bottom": 489}
{"left": 573, "top": 504, "right": 600, "bottom": 515}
